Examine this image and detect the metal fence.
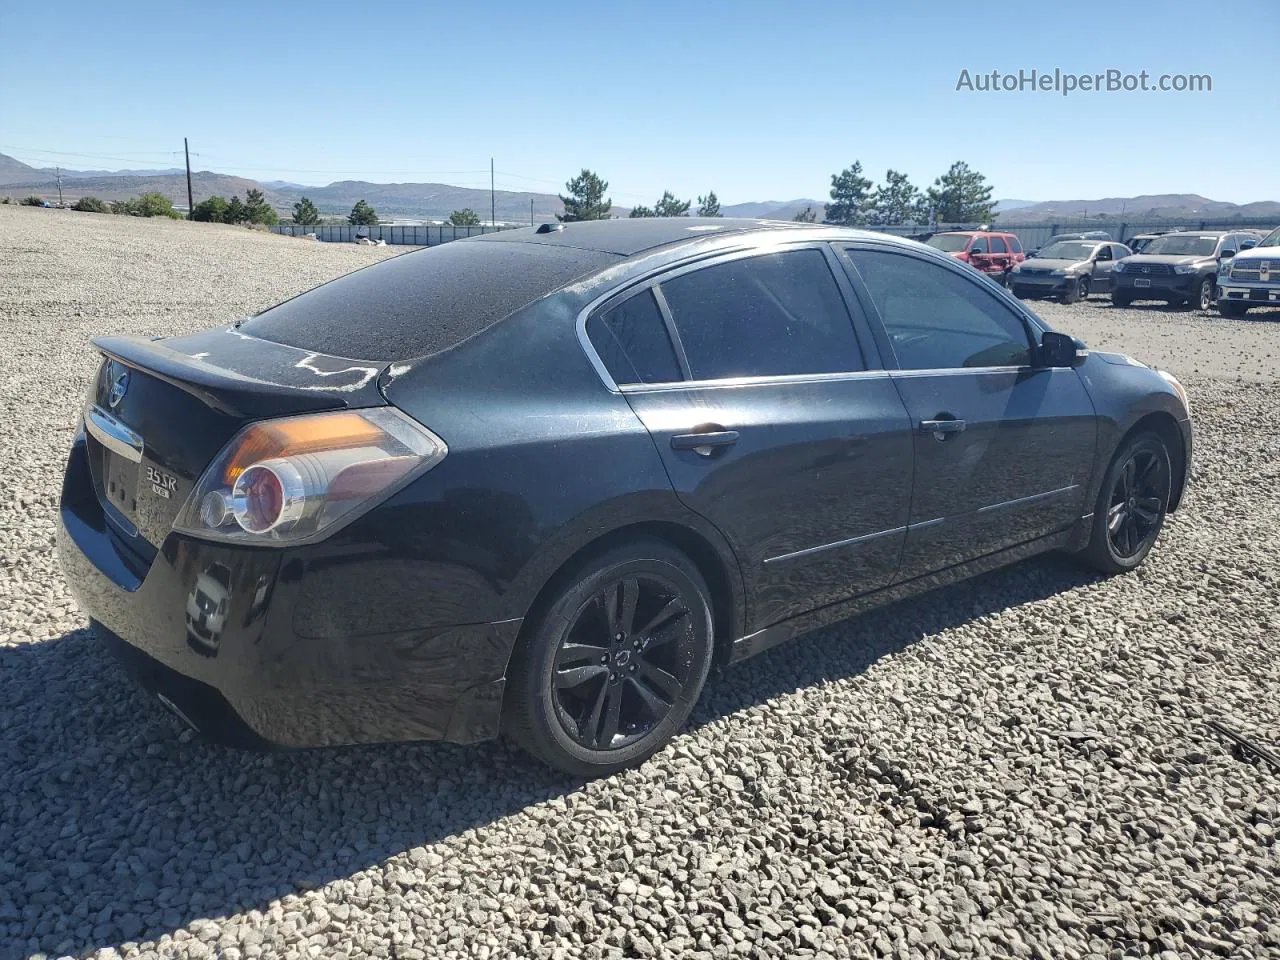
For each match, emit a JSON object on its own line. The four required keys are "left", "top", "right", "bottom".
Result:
{"left": 271, "top": 223, "right": 518, "bottom": 245}
{"left": 274, "top": 217, "right": 1279, "bottom": 249}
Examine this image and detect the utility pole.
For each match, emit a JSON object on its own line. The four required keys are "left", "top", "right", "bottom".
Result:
{"left": 490, "top": 157, "right": 496, "bottom": 226}
{"left": 55, "top": 167, "right": 63, "bottom": 206}
{"left": 184, "top": 138, "right": 195, "bottom": 220}
{"left": 530, "top": 198, "right": 534, "bottom": 225}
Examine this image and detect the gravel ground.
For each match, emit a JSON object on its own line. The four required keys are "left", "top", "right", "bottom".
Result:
{"left": 2, "top": 205, "right": 1279, "bottom": 960}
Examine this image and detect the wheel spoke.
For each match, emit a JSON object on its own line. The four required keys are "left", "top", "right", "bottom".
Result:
{"left": 555, "top": 642, "right": 610, "bottom": 667}
{"left": 1133, "top": 497, "right": 1162, "bottom": 524}
{"left": 617, "top": 578, "right": 639, "bottom": 636}
{"left": 595, "top": 683, "right": 623, "bottom": 747}
{"left": 555, "top": 663, "right": 608, "bottom": 689}
{"left": 635, "top": 596, "right": 689, "bottom": 640}
{"left": 628, "top": 674, "right": 672, "bottom": 718}
{"left": 580, "top": 678, "right": 609, "bottom": 741}
{"left": 1119, "top": 458, "right": 1135, "bottom": 498}
{"left": 1107, "top": 501, "right": 1127, "bottom": 533}
{"left": 636, "top": 658, "right": 682, "bottom": 701}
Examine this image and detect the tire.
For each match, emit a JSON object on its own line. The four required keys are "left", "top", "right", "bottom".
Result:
{"left": 1078, "top": 431, "right": 1173, "bottom": 575}
{"left": 503, "top": 538, "right": 715, "bottom": 777}
{"left": 1112, "top": 291, "right": 1133, "bottom": 307}
{"left": 1192, "top": 277, "right": 1214, "bottom": 311}
{"left": 1062, "top": 276, "right": 1089, "bottom": 304}
{"left": 1219, "top": 300, "right": 1249, "bottom": 318}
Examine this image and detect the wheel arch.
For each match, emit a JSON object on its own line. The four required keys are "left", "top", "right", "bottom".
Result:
{"left": 513, "top": 519, "right": 747, "bottom": 668}
{"left": 1118, "top": 411, "right": 1188, "bottom": 511}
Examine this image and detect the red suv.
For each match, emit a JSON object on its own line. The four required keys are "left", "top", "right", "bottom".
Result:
{"left": 925, "top": 231, "right": 1025, "bottom": 283}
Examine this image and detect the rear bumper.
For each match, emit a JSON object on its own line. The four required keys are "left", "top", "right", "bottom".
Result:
{"left": 57, "top": 430, "right": 519, "bottom": 749}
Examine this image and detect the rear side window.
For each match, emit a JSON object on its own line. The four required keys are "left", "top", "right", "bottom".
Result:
{"left": 658, "top": 249, "right": 864, "bottom": 380}
{"left": 241, "top": 240, "right": 620, "bottom": 361}
{"left": 846, "top": 249, "right": 1032, "bottom": 370}
{"left": 586, "top": 290, "right": 682, "bottom": 385}
{"left": 990, "top": 237, "right": 1008, "bottom": 254}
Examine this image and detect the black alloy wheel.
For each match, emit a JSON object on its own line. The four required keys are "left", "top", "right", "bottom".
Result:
{"left": 504, "top": 539, "right": 714, "bottom": 776}
{"left": 1079, "top": 432, "right": 1172, "bottom": 573}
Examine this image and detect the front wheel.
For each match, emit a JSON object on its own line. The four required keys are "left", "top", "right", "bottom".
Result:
{"left": 1191, "top": 277, "right": 1214, "bottom": 311}
{"left": 503, "top": 539, "right": 715, "bottom": 777}
{"left": 1078, "top": 432, "right": 1172, "bottom": 574}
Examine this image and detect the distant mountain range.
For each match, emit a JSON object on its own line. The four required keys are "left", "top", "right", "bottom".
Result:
{"left": 996, "top": 194, "right": 1280, "bottom": 223}
{"left": 2, "top": 154, "right": 1276, "bottom": 224}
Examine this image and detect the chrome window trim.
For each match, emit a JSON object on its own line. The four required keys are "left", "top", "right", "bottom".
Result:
{"left": 576, "top": 237, "right": 868, "bottom": 393}
{"left": 84, "top": 402, "right": 144, "bottom": 463}
{"left": 620, "top": 369, "right": 891, "bottom": 394}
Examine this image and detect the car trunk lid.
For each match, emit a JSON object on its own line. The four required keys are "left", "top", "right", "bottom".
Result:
{"left": 85, "top": 328, "right": 389, "bottom": 548}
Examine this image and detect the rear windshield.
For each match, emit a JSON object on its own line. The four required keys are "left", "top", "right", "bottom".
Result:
{"left": 240, "top": 240, "right": 620, "bottom": 360}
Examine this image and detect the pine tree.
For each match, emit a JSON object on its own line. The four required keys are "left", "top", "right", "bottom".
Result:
{"left": 696, "top": 191, "right": 721, "bottom": 217}
{"left": 348, "top": 199, "right": 378, "bottom": 226}
{"left": 865, "top": 170, "right": 924, "bottom": 225}
{"left": 793, "top": 206, "right": 818, "bottom": 223}
{"left": 823, "top": 162, "right": 872, "bottom": 226}
{"left": 292, "top": 197, "right": 321, "bottom": 225}
{"left": 653, "top": 191, "right": 691, "bottom": 217}
{"left": 925, "top": 162, "right": 997, "bottom": 223}
{"left": 558, "top": 169, "right": 612, "bottom": 221}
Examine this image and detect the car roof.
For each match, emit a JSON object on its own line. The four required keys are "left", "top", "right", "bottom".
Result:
{"left": 934, "top": 229, "right": 1015, "bottom": 237}
{"left": 470, "top": 217, "right": 821, "bottom": 257}
{"left": 1162, "top": 230, "right": 1228, "bottom": 237}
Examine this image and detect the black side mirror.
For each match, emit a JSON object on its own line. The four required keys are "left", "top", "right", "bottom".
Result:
{"left": 1039, "top": 331, "right": 1086, "bottom": 369}
{"left": 1241, "top": 239, "right": 1257, "bottom": 250}
{"left": 1220, "top": 249, "right": 1236, "bottom": 259}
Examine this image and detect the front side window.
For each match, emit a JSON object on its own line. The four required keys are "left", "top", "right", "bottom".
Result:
{"left": 969, "top": 237, "right": 988, "bottom": 254}
{"left": 846, "top": 249, "right": 1033, "bottom": 370}
{"left": 586, "top": 289, "right": 683, "bottom": 385}
{"left": 658, "top": 249, "right": 864, "bottom": 380}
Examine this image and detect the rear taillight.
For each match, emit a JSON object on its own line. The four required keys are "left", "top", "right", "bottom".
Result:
{"left": 173, "top": 408, "right": 446, "bottom": 544}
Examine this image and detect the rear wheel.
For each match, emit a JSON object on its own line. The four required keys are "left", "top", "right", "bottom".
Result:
{"left": 1219, "top": 300, "right": 1249, "bottom": 318}
{"left": 1112, "top": 291, "right": 1133, "bottom": 307}
{"left": 503, "top": 539, "right": 715, "bottom": 777}
{"left": 1078, "top": 432, "right": 1172, "bottom": 574}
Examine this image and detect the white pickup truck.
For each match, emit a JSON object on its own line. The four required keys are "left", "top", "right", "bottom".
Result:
{"left": 1218, "top": 226, "right": 1280, "bottom": 317}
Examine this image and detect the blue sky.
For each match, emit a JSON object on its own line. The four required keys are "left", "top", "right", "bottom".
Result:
{"left": 1, "top": 0, "right": 1276, "bottom": 206}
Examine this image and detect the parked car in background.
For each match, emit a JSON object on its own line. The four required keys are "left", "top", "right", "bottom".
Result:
{"left": 1126, "top": 232, "right": 1169, "bottom": 255}
{"left": 1217, "top": 225, "right": 1280, "bottom": 317}
{"left": 1112, "top": 230, "right": 1255, "bottom": 310}
{"left": 56, "top": 218, "right": 1191, "bottom": 776}
{"left": 1009, "top": 240, "right": 1132, "bottom": 303}
{"left": 1027, "top": 230, "right": 1112, "bottom": 257}
{"left": 925, "top": 230, "right": 1025, "bottom": 283}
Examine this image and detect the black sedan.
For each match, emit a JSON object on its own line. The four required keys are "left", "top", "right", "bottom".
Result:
{"left": 1010, "top": 239, "right": 1132, "bottom": 303}
{"left": 58, "top": 219, "right": 1192, "bottom": 776}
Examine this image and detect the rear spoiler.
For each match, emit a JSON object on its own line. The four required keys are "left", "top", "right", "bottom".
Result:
{"left": 94, "top": 329, "right": 390, "bottom": 419}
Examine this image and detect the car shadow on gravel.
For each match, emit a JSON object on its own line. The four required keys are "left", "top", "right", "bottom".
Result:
{"left": 0, "top": 553, "right": 1097, "bottom": 958}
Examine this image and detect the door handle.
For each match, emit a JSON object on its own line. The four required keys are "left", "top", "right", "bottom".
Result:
{"left": 920, "top": 418, "right": 966, "bottom": 439}
{"left": 671, "top": 430, "right": 739, "bottom": 454}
